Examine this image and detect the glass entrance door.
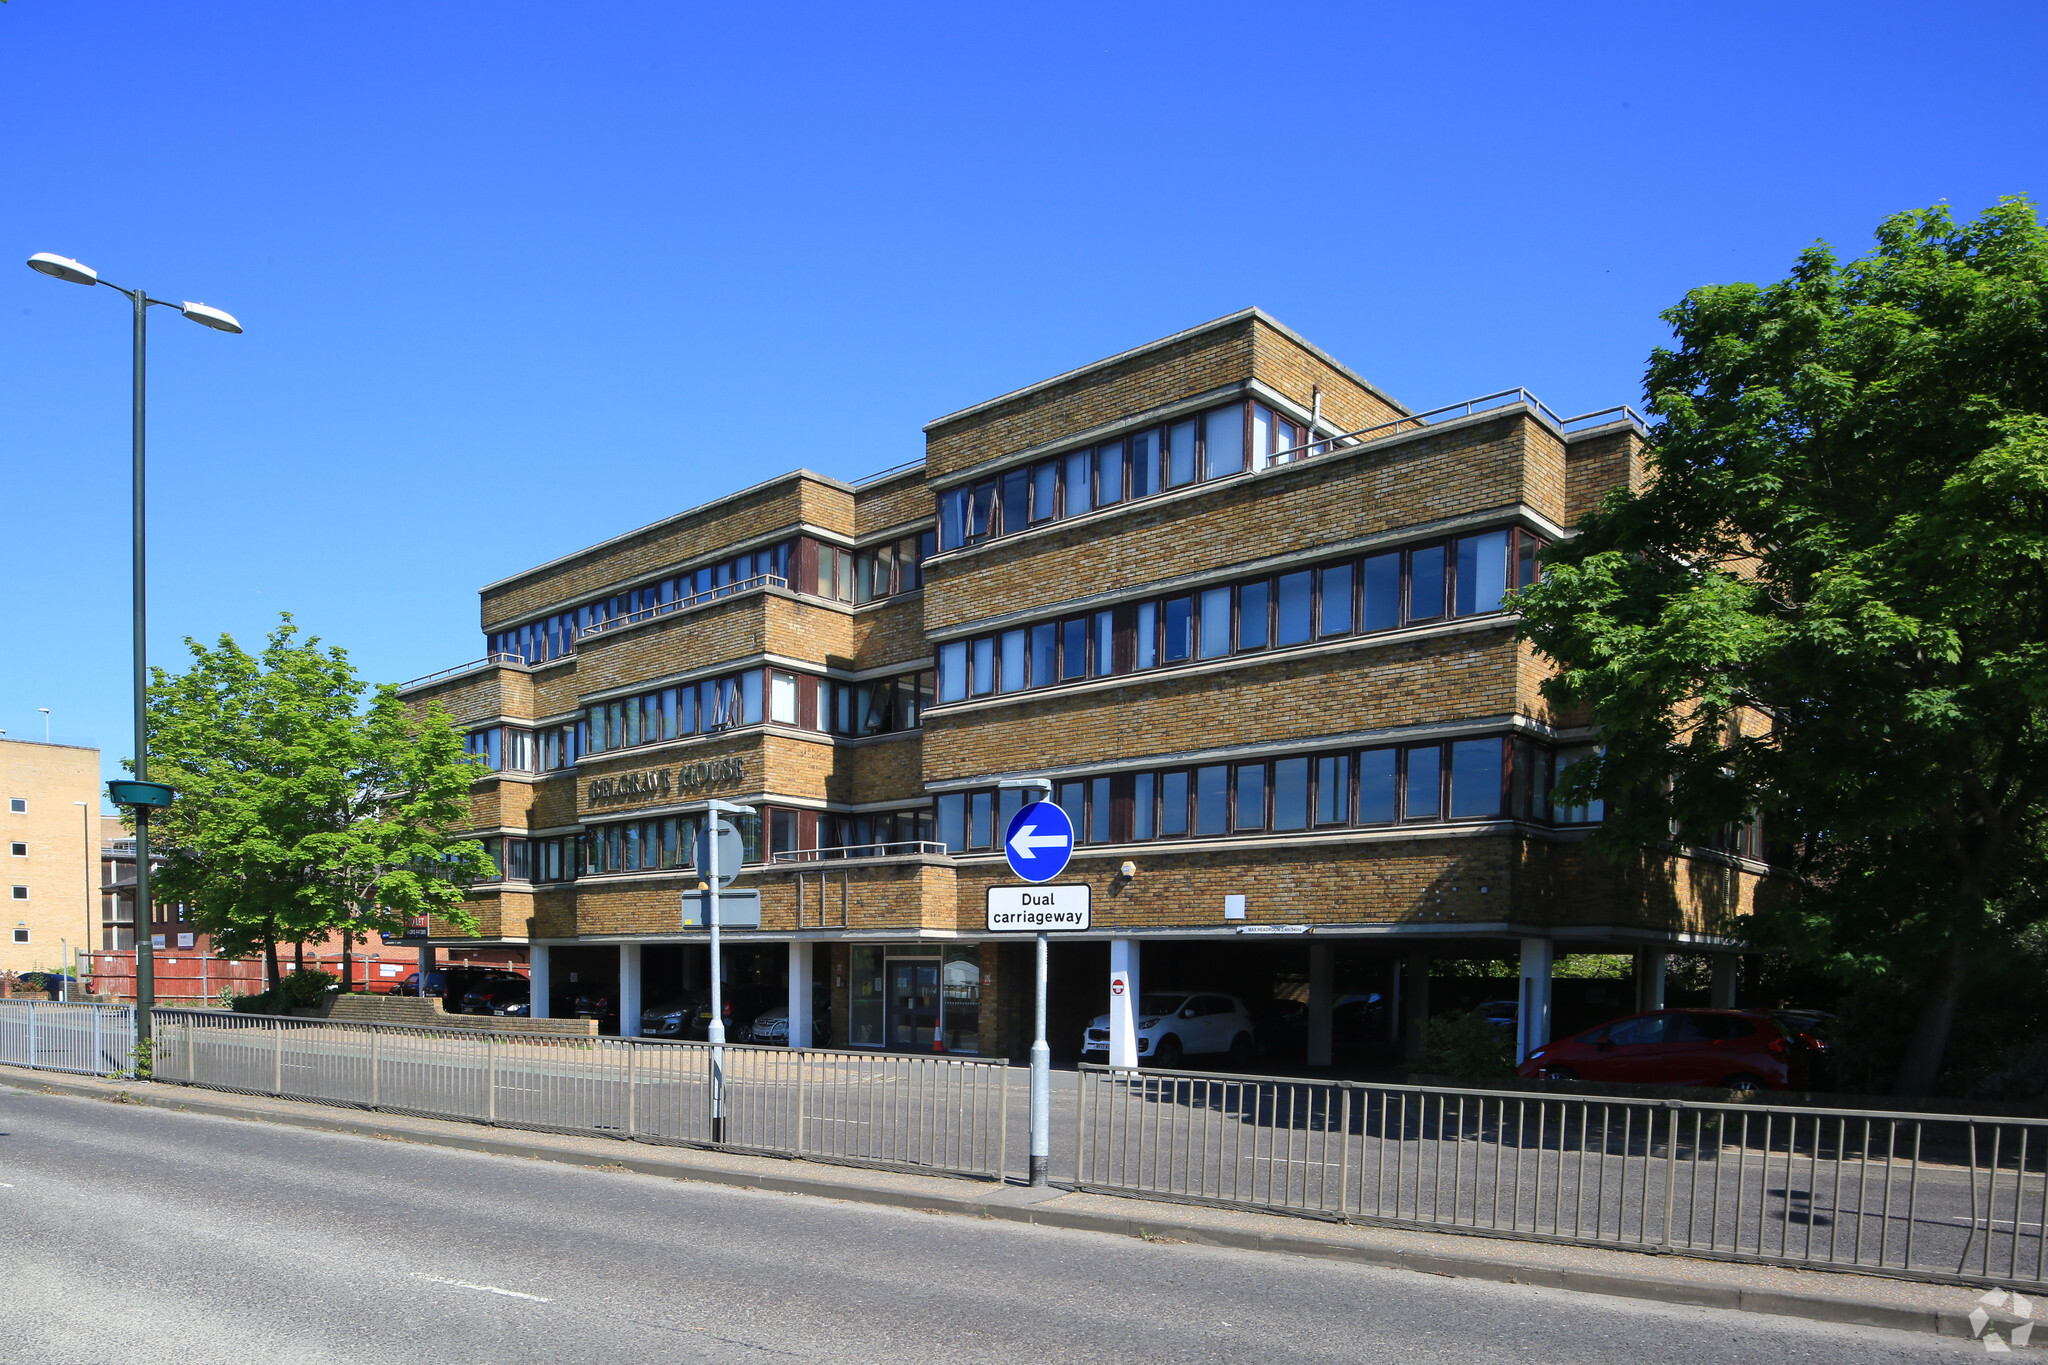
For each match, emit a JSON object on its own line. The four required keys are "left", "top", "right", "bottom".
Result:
{"left": 889, "top": 959, "right": 941, "bottom": 1050}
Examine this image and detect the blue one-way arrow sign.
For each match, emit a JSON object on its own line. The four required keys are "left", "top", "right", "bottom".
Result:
{"left": 1003, "top": 800, "right": 1074, "bottom": 883}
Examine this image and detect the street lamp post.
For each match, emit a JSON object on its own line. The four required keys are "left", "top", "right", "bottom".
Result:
{"left": 28, "top": 253, "right": 240, "bottom": 1051}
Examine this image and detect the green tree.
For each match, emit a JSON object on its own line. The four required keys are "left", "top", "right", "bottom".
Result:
{"left": 1513, "top": 197, "right": 2048, "bottom": 1096}
{"left": 141, "top": 616, "right": 494, "bottom": 987}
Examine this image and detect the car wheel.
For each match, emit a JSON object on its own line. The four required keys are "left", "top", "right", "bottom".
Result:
{"left": 1226, "top": 1033, "right": 1253, "bottom": 1068}
{"left": 1720, "top": 1073, "right": 1765, "bottom": 1094}
{"left": 1152, "top": 1035, "right": 1183, "bottom": 1069}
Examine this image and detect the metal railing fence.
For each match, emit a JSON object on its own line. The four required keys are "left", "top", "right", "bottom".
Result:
{"left": 1075, "top": 1065, "right": 2048, "bottom": 1290}
{"left": 148, "top": 1009, "right": 1009, "bottom": 1180}
{"left": 0, "top": 1001, "right": 136, "bottom": 1076}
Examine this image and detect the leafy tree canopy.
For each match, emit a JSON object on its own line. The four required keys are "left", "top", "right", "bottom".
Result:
{"left": 1514, "top": 197, "right": 2048, "bottom": 1095}
{"left": 141, "top": 616, "right": 493, "bottom": 983}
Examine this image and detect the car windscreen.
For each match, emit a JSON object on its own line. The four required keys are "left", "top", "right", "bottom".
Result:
{"left": 1137, "top": 995, "right": 1187, "bottom": 1016}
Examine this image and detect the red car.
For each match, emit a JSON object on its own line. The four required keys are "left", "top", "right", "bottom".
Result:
{"left": 1517, "top": 1009, "right": 1799, "bottom": 1092}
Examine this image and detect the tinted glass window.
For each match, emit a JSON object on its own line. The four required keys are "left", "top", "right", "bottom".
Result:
{"left": 1357, "top": 748, "right": 1398, "bottom": 822}
{"left": 1277, "top": 571, "right": 1313, "bottom": 645}
{"left": 1133, "top": 772, "right": 1156, "bottom": 840}
{"left": 1167, "top": 418, "right": 1198, "bottom": 487}
{"left": 1364, "top": 549, "right": 1404, "bottom": 627}
{"left": 1238, "top": 580, "right": 1269, "bottom": 649}
{"left": 1204, "top": 405, "right": 1243, "bottom": 479}
{"left": 1404, "top": 745, "right": 1441, "bottom": 819}
{"left": 1066, "top": 450, "right": 1093, "bottom": 516}
{"left": 1199, "top": 587, "right": 1232, "bottom": 659}
{"left": 1194, "top": 765, "right": 1228, "bottom": 835}
{"left": 1315, "top": 754, "right": 1349, "bottom": 825}
{"left": 1234, "top": 763, "right": 1265, "bottom": 830}
{"left": 1160, "top": 771, "right": 1189, "bottom": 837}
{"left": 1606, "top": 1014, "right": 1674, "bottom": 1046}
{"left": 1097, "top": 441, "right": 1125, "bottom": 506}
{"left": 1162, "top": 597, "right": 1193, "bottom": 662}
{"left": 1031, "top": 623, "right": 1057, "bottom": 686}
{"left": 1273, "top": 757, "right": 1310, "bottom": 831}
{"left": 1062, "top": 618, "right": 1088, "bottom": 679}
{"left": 1448, "top": 739, "right": 1503, "bottom": 818}
{"left": 1000, "top": 629, "right": 1026, "bottom": 693}
{"left": 1031, "top": 462, "right": 1058, "bottom": 522}
{"left": 1409, "top": 545, "right": 1446, "bottom": 619}
{"left": 1319, "top": 562, "right": 1354, "bottom": 636}
{"left": 1456, "top": 530, "right": 1510, "bottom": 615}
{"left": 1128, "top": 430, "right": 1158, "bottom": 498}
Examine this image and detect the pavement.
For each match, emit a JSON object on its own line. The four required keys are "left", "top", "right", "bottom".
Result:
{"left": 1, "top": 1062, "right": 2038, "bottom": 1356}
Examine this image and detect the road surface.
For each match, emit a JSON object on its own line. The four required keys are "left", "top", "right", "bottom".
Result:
{"left": 0, "top": 1087, "right": 1987, "bottom": 1363}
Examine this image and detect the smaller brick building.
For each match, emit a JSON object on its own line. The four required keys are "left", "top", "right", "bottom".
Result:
{"left": 401, "top": 311, "right": 1772, "bottom": 1065}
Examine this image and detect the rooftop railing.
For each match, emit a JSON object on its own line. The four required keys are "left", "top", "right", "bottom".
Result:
{"left": 770, "top": 841, "right": 951, "bottom": 865}
{"left": 397, "top": 652, "right": 530, "bottom": 692}
{"left": 577, "top": 573, "right": 788, "bottom": 641}
{"left": 1268, "top": 388, "right": 1648, "bottom": 469}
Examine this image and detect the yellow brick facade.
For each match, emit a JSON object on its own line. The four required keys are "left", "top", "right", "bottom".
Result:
{"left": 400, "top": 310, "right": 1764, "bottom": 1056}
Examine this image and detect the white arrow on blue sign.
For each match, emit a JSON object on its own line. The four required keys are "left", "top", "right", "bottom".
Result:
{"left": 1003, "top": 799, "right": 1074, "bottom": 883}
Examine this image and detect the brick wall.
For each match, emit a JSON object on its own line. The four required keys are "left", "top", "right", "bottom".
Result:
{"left": 327, "top": 992, "right": 597, "bottom": 1036}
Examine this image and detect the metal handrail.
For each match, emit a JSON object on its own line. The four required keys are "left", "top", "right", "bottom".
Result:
{"left": 770, "top": 841, "right": 951, "bottom": 865}
{"left": 853, "top": 457, "right": 927, "bottom": 487}
{"left": 578, "top": 574, "right": 789, "bottom": 640}
{"left": 1266, "top": 388, "right": 1648, "bottom": 467}
{"left": 397, "top": 652, "right": 529, "bottom": 691}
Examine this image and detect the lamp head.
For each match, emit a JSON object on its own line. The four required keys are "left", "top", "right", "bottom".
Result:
{"left": 27, "top": 253, "right": 98, "bottom": 286}
{"left": 180, "top": 301, "right": 242, "bottom": 334}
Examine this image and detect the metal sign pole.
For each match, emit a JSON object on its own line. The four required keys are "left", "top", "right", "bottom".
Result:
{"left": 706, "top": 815, "right": 725, "bottom": 1145}
{"left": 1031, "top": 930, "right": 1050, "bottom": 1185}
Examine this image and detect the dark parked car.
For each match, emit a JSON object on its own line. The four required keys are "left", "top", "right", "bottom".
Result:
{"left": 692, "top": 986, "right": 782, "bottom": 1042}
{"left": 1249, "top": 998, "right": 1308, "bottom": 1059}
{"left": 1518, "top": 1009, "right": 1799, "bottom": 1092}
{"left": 450, "top": 971, "right": 529, "bottom": 1015}
{"left": 392, "top": 970, "right": 448, "bottom": 998}
{"left": 641, "top": 992, "right": 705, "bottom": 1038}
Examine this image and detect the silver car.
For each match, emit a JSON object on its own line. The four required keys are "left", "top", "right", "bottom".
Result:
{"left": 1081, "top": 992, "right": 1256, "bottom": 1069}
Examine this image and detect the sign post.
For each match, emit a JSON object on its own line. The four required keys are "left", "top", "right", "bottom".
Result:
{"left": 995, "top": 782, "right": 1076, "bottom": 1185}
{"left": 694, "top": 801, "right": 752, "bottom": 1144}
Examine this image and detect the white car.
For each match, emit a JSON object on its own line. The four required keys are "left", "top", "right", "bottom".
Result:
{"left": 1081, "top": 992, "right": 1256, "bottom": 1069}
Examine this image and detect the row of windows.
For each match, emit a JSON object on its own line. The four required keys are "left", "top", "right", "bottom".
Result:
{"left": 483, "top": 804, "right": 945, "bottom": 883}
{"left": 488, "top": 541, "right": 798, "bottom": 665}
{"left": 485, "top": 531, "right": 937, "bottom": 666}
{"left": 934, "top": 738, "right": 1604, "bottom": 853}
{"left": 935, "top": 528, "right": 1543, "bottom": 704}
{"left": 468, "top": 664, "right": 937, "bottom": 774}
{"left": 938, "top": 400, "right": 1319, "bottom": 551}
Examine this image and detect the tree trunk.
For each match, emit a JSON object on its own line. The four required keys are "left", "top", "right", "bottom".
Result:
{"left": 264, "top": 937, "right": 280, "bottom": 990}
{"left": 293, "top": 939, "right": 305, "bottom": 976}
{"left": 1893, "top": 936, "right": 1970, "bottom": 1096}
{"left": 339, "top": 931, "right": 354, "bottom": 995}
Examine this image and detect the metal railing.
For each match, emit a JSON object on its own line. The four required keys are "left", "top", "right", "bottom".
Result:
{"left": 1074, "top": 1065, "right": 2047, "bottom": 1290}
{"left": 0, "top": 1001, "right": 136, "bottom": 1076}
{"left": 397, "top": 652, "right": 530, "bottom": 691}
{"left": 578, "top": 574, "right": 789, "bottom": 640}
{"left": 770, "top": 841, "right": 951, "bottom": 864}
{"left": 1271, "top": 388, "right": 1647, "bottom": 469}
{"left": 148, "top": 1009, "right": 1009, "bottom": 1180}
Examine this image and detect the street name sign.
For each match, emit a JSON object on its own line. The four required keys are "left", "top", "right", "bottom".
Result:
{"left": 1002, "top": 799, "right": 1074, "bottom": 882}
{"left": 986, "top": 884, "right": 1091, "bottom": 932}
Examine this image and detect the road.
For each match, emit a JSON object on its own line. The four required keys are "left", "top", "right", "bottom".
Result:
{"left": 0, "top": 1087, "right": 1980, "bottom": 1364}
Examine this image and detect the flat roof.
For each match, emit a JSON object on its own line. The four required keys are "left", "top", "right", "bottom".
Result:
{"left": 921, "top": 308, "right": 1412, "bottom": 433}
{"left": 479, "top": 467, "right": 851, "bottom": 597}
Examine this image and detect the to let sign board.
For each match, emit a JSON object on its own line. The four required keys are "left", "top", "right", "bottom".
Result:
{"left": 986, "top": 884, "right": 1091, "bottom": 932}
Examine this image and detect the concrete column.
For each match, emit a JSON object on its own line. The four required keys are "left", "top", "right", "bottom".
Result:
{"left": 1401, "top": 946, "right": 1431, "bottom": 1062}
{"left": 1386, "top": 955, "right": 1402, "bottom": 1043}
{"left": 1634, "top": 948, "right": 1666, "bottom": 1013}
{"left": 787, "top": 941, "right": 813, "bottom": 1050}
{"left": 530, "top": 944, "right": 551, "bottom": 1019}
{"left": 1516, "top": 937, "right": 1553, "bottom": 1063}
{"left": 618, "top": 943, "right": 642, "bottom": 1037}
{"left": 1107, "top": 938, "right": 1140, "bottom": 1069}
{"left": 1306, "top": 943, "right": 1334, "bottom": 1067}
{"left": 416, "top": 946, "right": 431, "bottom": 995}
{"left": 1710, "top": 953, "right": 1739, "bottom": 1009}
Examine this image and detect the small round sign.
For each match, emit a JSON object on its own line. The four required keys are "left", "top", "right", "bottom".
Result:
{"left": 1002, "top": 800, "right": 1074, "bottom": 883}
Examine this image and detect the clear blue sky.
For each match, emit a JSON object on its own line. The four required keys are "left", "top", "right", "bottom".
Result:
{"left": 4, "top": 1, "right": 2044, "bottom": 795}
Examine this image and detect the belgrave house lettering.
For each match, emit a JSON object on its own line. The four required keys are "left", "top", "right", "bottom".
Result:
{"left": 587, "top": 756, "right": 747, "bottom": 807}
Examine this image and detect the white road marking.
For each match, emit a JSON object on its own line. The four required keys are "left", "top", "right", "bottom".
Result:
{"left": 410, "top": 1272, "right": 550, "bottom": 1302}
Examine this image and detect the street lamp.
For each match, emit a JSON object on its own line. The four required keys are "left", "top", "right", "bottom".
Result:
{"left": 29, "top": 252, "right": 241, "bottom": 1052}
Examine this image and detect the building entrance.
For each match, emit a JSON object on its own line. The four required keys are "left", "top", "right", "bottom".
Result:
{"left": 848, "top": 944, "right": 981, "bottom": 1054}
{"left": 889, "top": 959, "right": 940, "bottom": 1050}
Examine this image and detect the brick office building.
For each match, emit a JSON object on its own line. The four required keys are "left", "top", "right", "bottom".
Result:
{"left": 400, "top": 310, "right": 1769, "bottom": 1063}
